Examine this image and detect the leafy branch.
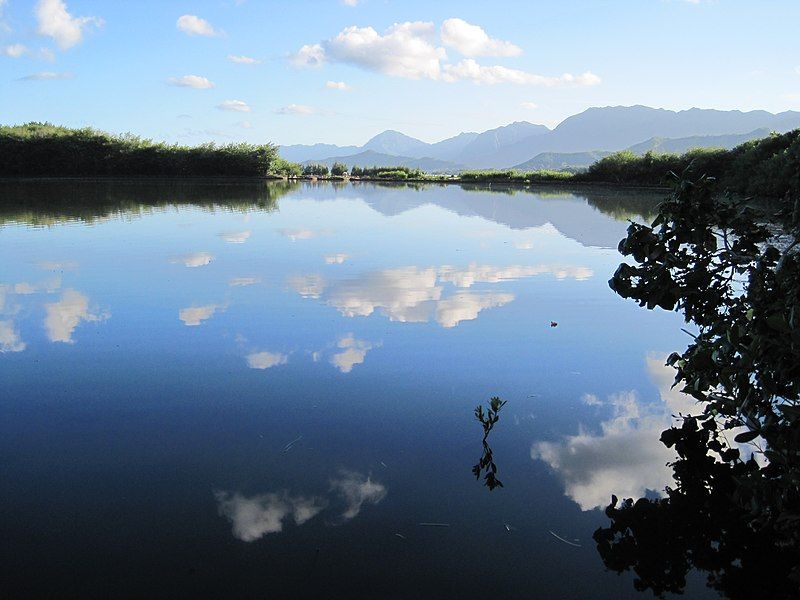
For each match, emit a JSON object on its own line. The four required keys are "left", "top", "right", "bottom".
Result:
{"left": 472, "top": 396, "right": 507, "bottom": 491}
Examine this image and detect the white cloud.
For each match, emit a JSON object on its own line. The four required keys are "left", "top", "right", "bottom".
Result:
{"left": 289, "top": 43, "right": 326, "bottom": 68}
{"left": 278, "top": 227, "right": 328, "bottom": 241}
{"left": 3, "top": 44, "right": 27, "bottom": 58}
{"left": 435, "top": 291, "right": 514, "bottom": 328}
{"left": 18, "top": 70, "right": 74, "bottom": 81}
{"left": 227, "top": 54, "right": 261, "bottom": 64}
{"left": 274, "top": 104, "right": 318, "bottom": 116}
{"left": 531, "top": 355, "right": 699, "bottom": 511}
{"left": 440, "top": 18, "right": 521, "bottom": 57}
{"left": 324, "top": 253, "right": 349, "bottom": 264}
{"left": 515, "top": 241, "right": 534, "bottom": 249}
{"left": 330, "top": 470, "right": 387, "bottom": 519}
{"left": 167, "top": 75, "right": 215, "bottom": 89}
{"left": 341, "top": 0, "right": 360, "bottom": 6}
{"left": 794, "top": 65, "right": 800, "bottom": 76}
{"left": 220, "top": 230, "right": 251, "bottom": 243}
{"left": 179, "top": 304, "right": 219, "bottom": 327}
{"left": 247, "top": 351, "right": 288, "bottom": 370}
{"left": 228, "top": 277, "right": 260, "bottom": 287}
{"left": 176, "top": 14, "right": 218, "bottom": 37}
{"left": 330, "top": 334, "right": 377, "bottom": 373}
{"left": 292, "top": 21, "right": 599, "bottom": 87}
{"left": 325, "top": 80, "right": 350, "bottom": 91}
{"left": 237, "top": 120, "right": 253, "bottom": 129}
{"left": 437, "top": 263, "right": 593, "bottom": 287}
{"left": 0, "top": 320, "right": 25, "bottom": 353}
{"left": 217, "top": 99, "right": 251, "bottom": 113}
{"left": 35, "top": 0, "right": 102, "bottom": 50}
{"left": 443, "top": 59, "right": 601, "bottom": 86}
{"left": 44, "top": 289, "right": 108, "bottom": 343}
{"left": 171, "top": 252, "right": 213, "bottom": 268}
{"left": 520, "top": 101, "right": 539, "bottom": 110}
{"left": 215, "top": 491, "right": 327, "bottom": 542}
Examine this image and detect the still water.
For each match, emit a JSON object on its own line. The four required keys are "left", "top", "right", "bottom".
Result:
{"left": 0, "top": 181, "right": 712, "bottom": 598}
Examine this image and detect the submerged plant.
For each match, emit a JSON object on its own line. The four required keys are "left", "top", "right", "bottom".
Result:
{"left": 472, "top": 396, "right": 507, "bottom": 491}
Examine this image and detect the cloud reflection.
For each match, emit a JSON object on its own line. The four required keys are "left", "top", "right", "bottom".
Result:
{"left": 435, "top": 291, "right": 514, "bottom": 328}
{"left": 179, "top": 304, "right": 219, "bottom": 326}
{"left": 171, "top": 252, "right": 213, "bottom": 268}
{"left": 44, "top": 289, "right": 108, "bottom": 343}
{"left": 215, "top": 491, "right": 328, "bottom": 542}
{"left": 220, "top": 230, "right": 252, "bottom": 244}
{"left": 330, "top": 470, "right": 387, "bottom": 520}
{"left": 0, "top": 319, "right": 26, "bottom": 353}
{"left": 247, "top": 351, "right": 289, "bottom": 369}
{"left": 531, "top": 355, "right": 698, "bottom": 511}
{"left": 330, "top": 334, "right": 378, "bottom": 373}
{"left": 324, "top": 253, "right": 350, "bottom": 264}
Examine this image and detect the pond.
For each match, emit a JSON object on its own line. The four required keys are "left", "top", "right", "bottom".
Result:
{"left": 0, "top": 180, "right": 715, "bottom": 598}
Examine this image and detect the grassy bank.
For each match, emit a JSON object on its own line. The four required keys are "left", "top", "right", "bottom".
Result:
{"left": 0, "top": 123, "right": 296, "bottom": 178}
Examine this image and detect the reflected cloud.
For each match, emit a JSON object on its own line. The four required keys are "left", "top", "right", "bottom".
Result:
{"left": 330, "top": 334, "right": 378, "bottom": 373}
{"left": 279, "top": 228, "right": 331, "bottom": 242}
{"left": 247, "top": 351, "right": 289, "bottom": 369}
{"left": 288, "top": 274, "right": 326, "bottom": 299}
{"left": 44, "top": 289, "right": 108, "bottom": 343}
{"left": 330, "top": 470, "right": 387, "bottom": 520}
{"left": 215, "top": 491, "right": 328, "bottom": 542}
{"left": 0, "top": 319, "right": 25, "bottom": 353}
{"left": 515, "top": 241, "right": 534, "bottom": 250}
{"left": 39, "top": 260, "right": 78, "bottom": 271}
{"left": 220, "top": 230, "right": 252, "bottom": 244}
{"left": 229, "top": 277, "right": 260, "bottom": 287}
{"left": 171, "top": 252, "right": 213, "bottom": 268}
{"left": 438, "top": 263, "right": 593, "bottom": 287}
{"left": 291, "top": 263, "right": 592, "bottom": 328}
{"left": 179, "top": 304, "right": 219, "bottom": 326}
{"left": 531, "top": 355, "right": 698, "bottom": 511}
{"left": 435, "top": 292, "right": 514, "bottom": 328}
{"left": 324, "top": 253, "right": 349, "bottom": 264}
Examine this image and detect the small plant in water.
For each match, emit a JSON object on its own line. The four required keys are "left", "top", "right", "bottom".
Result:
{"left": 472, "top": 396, "right": 507, "bottom": 491}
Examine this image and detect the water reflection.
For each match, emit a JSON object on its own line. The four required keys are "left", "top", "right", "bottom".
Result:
{"left": 179, "top": 304, "right": 221, "bottom": 327}
{"left": 246, "top": 351, "right": 289, "bottom": 370}
{"left": 44, "top": 289, "right": 109, "bottom": 344}
{"left": 0, "top": 319, "right": 25, "bottom": 353}
{"left": 531, "top": 355, "right": 698, "bottom": 510}
{"left": 215, "top": 471, "right": 386, "bottom": 542}
{"left": 171, "top": 252, "right": 213, "bottom": 268}
{"left": 330, "top": 334, "right": 379, "bottom": 373}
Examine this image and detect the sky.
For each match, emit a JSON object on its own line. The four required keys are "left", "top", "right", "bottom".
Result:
{"left": 1, "top": 0, "right": 799, "bottom": 146}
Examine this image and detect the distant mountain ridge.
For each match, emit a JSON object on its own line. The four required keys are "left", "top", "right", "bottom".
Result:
{"left": 280, "top": 106, "right": 800, "bottom": 171}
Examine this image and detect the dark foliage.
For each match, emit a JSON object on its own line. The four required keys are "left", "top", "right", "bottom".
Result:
{"left": 597, "top": 176, "right": 800, "bottom": 597}
{"left": 472, "top": 396, "right": 507, "bottom": 491}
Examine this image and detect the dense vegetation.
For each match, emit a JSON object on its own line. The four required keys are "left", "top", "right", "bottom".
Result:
{"left": 0, "top": 123, "right": 291, "bottom": 178}
{"left": 350, "top": 165, "right": 424, "bottom": 179}
{"left": 596, "top": 177, "right": 800, "bottom": 598}
{"left": 583, "top": 129, "right": 800, "bottom": 197}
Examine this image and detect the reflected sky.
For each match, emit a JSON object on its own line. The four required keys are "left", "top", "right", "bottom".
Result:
{"left": 0, "top": 181, "right": 716, "bottom": 599}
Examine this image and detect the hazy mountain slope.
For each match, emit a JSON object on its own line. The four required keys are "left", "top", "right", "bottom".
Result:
{"left": 362, "top": 130, "right": 430, "bottom": 156}
{"left": 306, "top": 150, "right": 461, "bottom": 173}
{"left": 279, "top": 143, "right": 360, "bottom": 163}
{"left": 513, "top": 151, "right": 613, "bottom": 171}
{"left": 455, "top": 121, "right": 549, "bottom": 166}
{"left": 627, "top": 128, "right": 772, "bottom": 154}
{"left": 424, "top": 132, "right": 479, "bottom": 161}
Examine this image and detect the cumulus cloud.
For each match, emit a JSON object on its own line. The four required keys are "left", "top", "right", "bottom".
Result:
{"left": 227, "top": 54, "right": 261, "bottom": 64}
{"left": 325, "top": 80, "right": 350, "bottom": 91}
{"left": 440, "top": 18, "right": 521, "bottom": 57}
{"left": 520, "top": 101, "right": 539, "bottom": 110}
{"left": 171, "top": 252, "right": 213, "bottom": 267}
{"left": 324, "top": 253, "right": 349, "bottom": 264}
{"left": 291, "top": 20, "right": 600, "bottom": 87}
{"left": 3, "top": 44, "right": 27, "bottom": 58}
{"left": 247, "top": 351, "right": 288, "bottom": 370}
{"left": 531, "top": 356, "right": 699, "bottom": 511}
{"left": 168, "top": 75, "right": 215, "bottom": 89}
{"left": 443, "top": 59, "right": 601, "bottom": 86}
{"left": 228, "top": 277, "right": 260, "bottom": 287}
{"left": 330, "top": 334, "right": 378, "bottom": 373}
{"left": 44, "top": 289, "right": 108, "bottom": 343}
{"left": 179, "top": 304, "right": 219, "bottom": 327}
{"left": 219, "top": 230, "right": 252, "bottom": 243}
{"left": 330, "top": 470, "right": 387, "bottom": 519}
{"left": 435, "top": 291, "right": 514, "bottom": 328}
{"left": 217, "top": 100, "right": 251, "bottom": 113}
{"left": 18, "top": 71, "right": 74, "bottom": 81}
{"left": 35, "top": 0, "right": 102, "bottom": 50}
{"left": 274, "top": 104, "right": 318, "bottom": 116}
{"left": 0, "top": 320, "right": 25, "bottom": 353}
{"left": 176, "top": 14, "right": 218, "bottom": 37}
{"left": 341, "top": 0, "right": 360, "bottom": 6}
{"left": 215, "top": 491, "right": 327, "bottom": 542}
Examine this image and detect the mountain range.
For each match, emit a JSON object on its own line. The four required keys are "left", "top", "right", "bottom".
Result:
{"left": 279, "top": 106, "right": 800, "bottom": 172}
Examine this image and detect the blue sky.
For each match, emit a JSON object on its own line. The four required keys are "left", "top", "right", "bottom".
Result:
{"left": 1, "top": 0, "right": 799, "bottom": 146}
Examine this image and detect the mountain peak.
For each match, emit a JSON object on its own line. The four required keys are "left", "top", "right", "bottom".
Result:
{"left": 363, "top": 130, "right": 429, "bottom": 156}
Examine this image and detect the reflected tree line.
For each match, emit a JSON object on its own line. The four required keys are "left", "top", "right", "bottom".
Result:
{"left": 596, "top": 177, "right": 800, "bottom": 598}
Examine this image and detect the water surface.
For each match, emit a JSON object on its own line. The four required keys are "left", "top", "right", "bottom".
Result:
{"left": 0, "top": 181, "right": 712, "bottom": 598}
